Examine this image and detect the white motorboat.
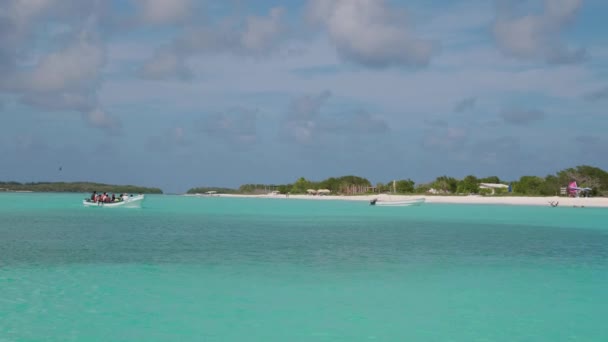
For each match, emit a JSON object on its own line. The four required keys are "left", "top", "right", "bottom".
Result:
{"left": 370, "top": 197, "right": 425, "bottom": 207}
{"left": 83, "top": 194, "right": 145, "bottom": 208}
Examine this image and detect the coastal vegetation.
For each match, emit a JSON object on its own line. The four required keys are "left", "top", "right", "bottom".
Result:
{"left": 0, "top": 182, "right": 163, "bottom": 194}
{"left": 187, "top": 165, "right": 608, "bottom": 197}
{"left": 4, "top": 165, "right": 605, "bottom": 197}
{"left": 186, "top": 187, "right": 239, "bottom": 194}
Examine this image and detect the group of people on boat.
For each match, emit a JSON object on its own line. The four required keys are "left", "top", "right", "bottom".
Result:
{"left": 89, "top": 191, "right": 130, "bottom": 203}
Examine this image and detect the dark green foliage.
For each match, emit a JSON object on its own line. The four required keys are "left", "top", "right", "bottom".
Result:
{"left": 0, "top": 182, "right": 162, "bottom": 194}
{"left": 394, "top": 179, "right": 415, "bottom": 193}
{"left": 431, "top": 176, "right": 458, "bottom": 193}
{"left": 457, "top": 175, "right": 479, "bottom": 194}
{"left": 291, "top": 175, "right": 371, "bottom": 194}
{"left": 291, "top": 177, "right": 312, "bottom": 194}
{"left": 238, "top": 184, "right": 281, "bottom": 194}
{"left": 479, "top": 176, "right": 501, "bottom": 184}
{"left": 277, "top": 184, "right": 292, "bottom": 194}
{"left": 186, "top": 175, "right": 373, "bottom": 195}
{"left": 540, "top": 175, "right": 561, "bottom": 196}
{"left": 556, "top": 165, "right": 608, "bottom": 195}
{"left": 507, "top": 166, "right": 608, "bottom": 196}
{"left": 415, "top": 183, "right": 432, "bottom": 194}
{"left": 478, "top": 188, "right": 493, "bottom": 196}
{"left": 375, "top": 182, "right": 388, "bottom": 193}
{"left": 512, "top": 176, "right": 545, "bottom": 195}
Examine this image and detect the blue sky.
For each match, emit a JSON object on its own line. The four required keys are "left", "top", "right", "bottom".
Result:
{"left": 1, "top": 0, "right": 607, "bottom": 193}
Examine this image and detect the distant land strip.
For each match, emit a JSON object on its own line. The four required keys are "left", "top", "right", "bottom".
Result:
{"left": 0, "top": 182, "right": 163, "bottom": 194}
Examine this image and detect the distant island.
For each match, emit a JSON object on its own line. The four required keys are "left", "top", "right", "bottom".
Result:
{"left": 3, "top": 165, "right": 606, "bottom": 197}
{"left": 0, "top": 182, "right": 163, "bottom": 194}
{"left": 187, "top": 165, "right": 608, "bottom": 197}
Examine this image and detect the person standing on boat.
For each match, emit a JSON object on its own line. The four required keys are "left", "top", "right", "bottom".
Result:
{"left": 91, "top": 191, "right": 97, "bottom": 202}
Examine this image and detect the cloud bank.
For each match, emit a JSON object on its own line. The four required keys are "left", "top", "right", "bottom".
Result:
{"left": 307, "top": 0, "right": 437, "bottom": 67}
{"left": 493, "top": 0, "right": 586, "bottom": 64}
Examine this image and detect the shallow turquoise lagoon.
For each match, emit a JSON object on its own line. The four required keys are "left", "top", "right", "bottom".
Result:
{"left": 1, "top": 193, "right": 607, "bottom": 341}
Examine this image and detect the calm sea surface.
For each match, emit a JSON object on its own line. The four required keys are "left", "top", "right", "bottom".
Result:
{"left": 1, "top": 193, "right": 607, "bottom": 341}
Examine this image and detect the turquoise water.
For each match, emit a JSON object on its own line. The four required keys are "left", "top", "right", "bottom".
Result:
{"left": 1, "top": 193, "right": 607, "bottom": 341}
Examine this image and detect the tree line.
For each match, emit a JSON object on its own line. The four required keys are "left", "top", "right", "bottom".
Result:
{"left": 8, "top": 166, "right": 601, "bottom": 196}
{"left": 0, "top": 182, "right": 163, "bottom": 194}
{"left": 187, "top": 165, "right": 608, "bottom": 196}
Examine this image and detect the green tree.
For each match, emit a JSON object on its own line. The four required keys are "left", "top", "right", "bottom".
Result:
{"left": 415, "top": 183, "right": 431, "bottom": 194}
{"left": 187, "top": 187, "right": 237, "bottom": 194}
{"left": 277, "top": 184, "right": 292, "bottom": 194}
{"left": 376, "top": 182, "right": 389, "bottom": 193}
{"left": 457, "top": 175, "right": 479, "bottom": 194}
{"left": 556, "top": 165, "right": 607, "bottom": 195}
{"left": 319, "top": 177, "right": 339, "bottom": 192}
{"left": 541, "top": 175, "right": 561, "bottom": 196}
{"left": 291, "top": 177, "right": 311, "bottom": 194}
{"left": 432, "top": 176, "right": 458, "bottom": 193}
{"left": 394, "top": 179, "right": 415, "bottom": 193}
{"left": 479, "top": 176, "right": 501, "bottom": 184}
{"left": 512, "top": 176, "right": 545, "bottom": 195}
{"left": 0, "top": 181, "right": 163, "bottom": 194}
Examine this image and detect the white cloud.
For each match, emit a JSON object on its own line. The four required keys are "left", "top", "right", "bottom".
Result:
{"left": 139, "top": 6, "right": 290, "bottom": 80}
{"left": 307, "top": 0, "right": 436, "bottom": 67}
{"left": 146, "top": 126, "right": 191, "bottom": 153}
{"left": 138, "top": 49, "right": 192, "bottom": 80}
{"left": 84, "top": 107, "right": 122, "bottom": 135}
{"left": 281, "top": 91, "right": 330, "bottom": 144}
{"left": 471, "top": 136, "right": 522, "bottom": 165}
{"left": 199, "top": 108, "right": 258, "bottom": 146}
{"left": 166, "top": 6, "right": 289, "bottom": 56}
{"left": 134, "top": 0, "right": 193, "bottom": 25}
{"left": 493, "top": 0, "right": 586, "bottom": 64}
{"left": 422, "top": 126, "right": 468, "bottom": 152}
{"left": 0, "top": 1, "right": 123, "bottom": 134}
{"left": 7, "top": 0, "right": 56, "bottom": 23}
{"left": 19, "top": 34, "right": 104, "bottom": 93}
{"left": 280, "top": 90, "right": 389, "bottom": 145}
{"left": 241, "top": 7, "right": 287, "bottom": 53}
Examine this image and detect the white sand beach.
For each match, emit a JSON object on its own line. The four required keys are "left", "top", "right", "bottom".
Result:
{"left": 211, "top": 193, "right": 608, "bottom": 208}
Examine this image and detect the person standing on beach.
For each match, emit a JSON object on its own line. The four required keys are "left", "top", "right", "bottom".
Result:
{"left": 568, "top": 179, "right": 578, "bottom": 197}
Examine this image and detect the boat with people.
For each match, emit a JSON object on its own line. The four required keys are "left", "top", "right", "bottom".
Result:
{"left": 370, "top": 197, "right": 425, "bottom": 207}
{"left": 83, "top": 192, "right": 145, "bottom": 208}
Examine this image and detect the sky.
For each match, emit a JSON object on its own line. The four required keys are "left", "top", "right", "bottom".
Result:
{"left": 1, "top": 0, "right": 607, "bottom": 193}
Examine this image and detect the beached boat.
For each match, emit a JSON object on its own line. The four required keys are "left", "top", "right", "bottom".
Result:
{"left": 370, "top": 197, "right": 425, "bottom": 207}
{"left": 83, "top": 194, "right": 145, "bottom": 208}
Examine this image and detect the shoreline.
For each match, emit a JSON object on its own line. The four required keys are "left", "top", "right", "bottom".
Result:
{"left": 208, "top": 193, "right": 608, "bottom": 208}
{"left": 3, "top": 191, "right": 606, "bottom": 208}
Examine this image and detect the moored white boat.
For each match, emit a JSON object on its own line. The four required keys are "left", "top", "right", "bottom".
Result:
{"left": 370, "top": 197, "right": 425, "bottom": 207}
{"left": 83, "top": 194, "right": 145, "bottom": 208}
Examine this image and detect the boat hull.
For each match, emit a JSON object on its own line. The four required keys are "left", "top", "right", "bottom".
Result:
{"left": 83, "top": 195, "right": 145, "bottom": 208}
{"left": 372, "top": 198, "right": 425, "bottom": 207}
